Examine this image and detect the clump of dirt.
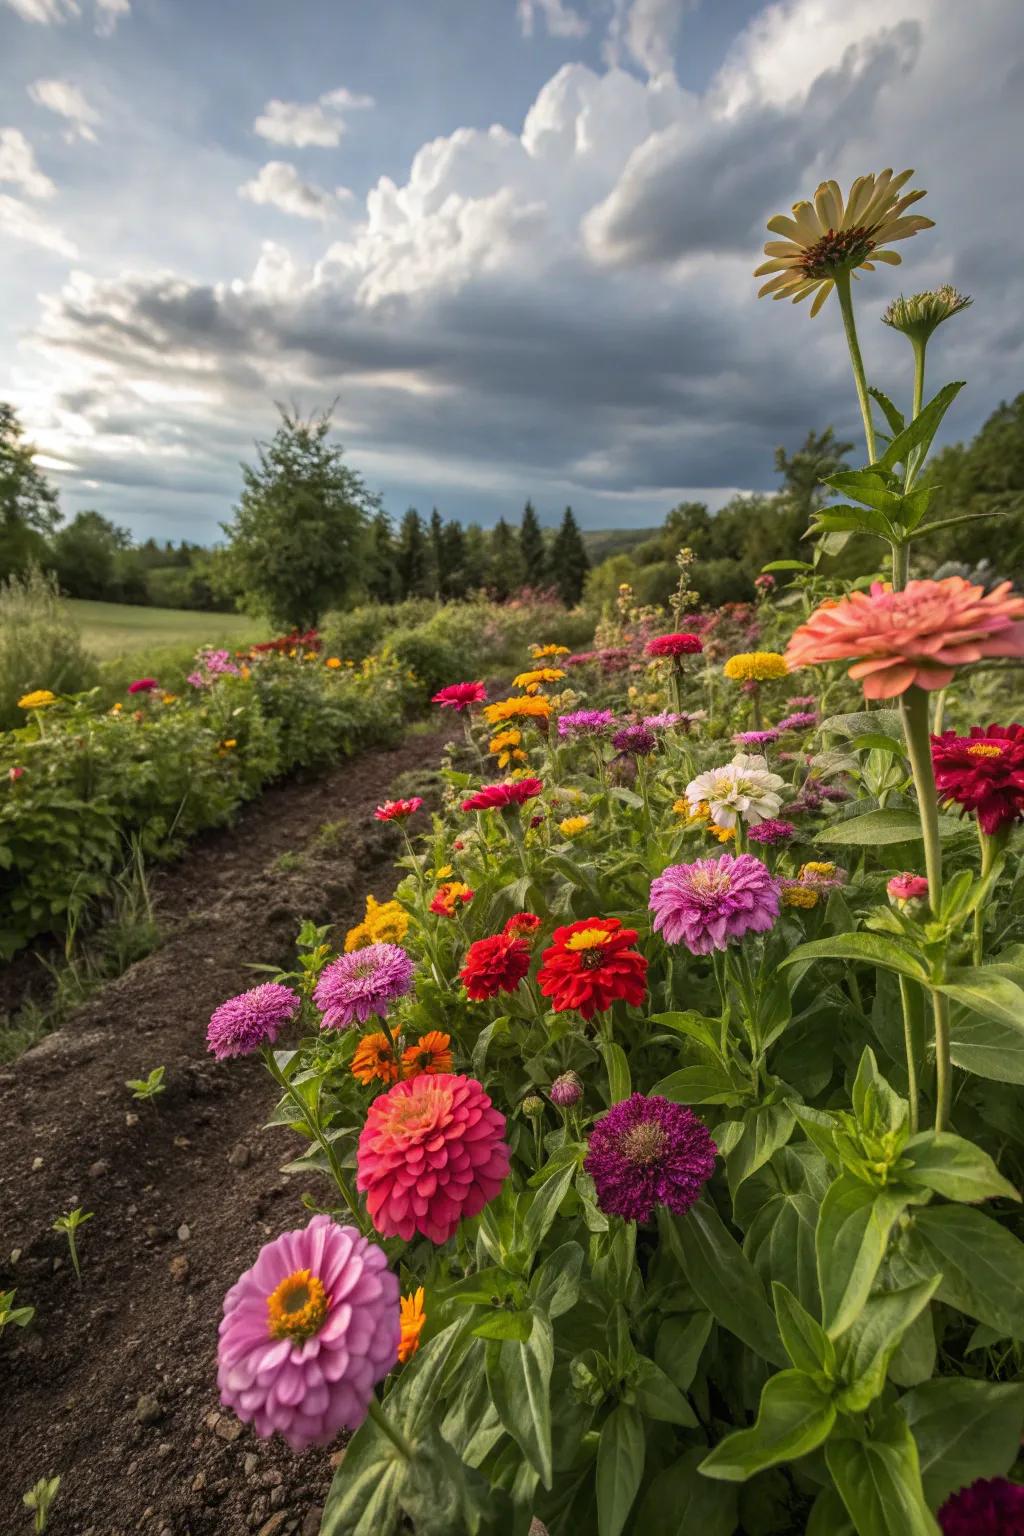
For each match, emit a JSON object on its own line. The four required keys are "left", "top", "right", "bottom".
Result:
{"left": 0, "top": 729, "right": 448, "bottom": 1536}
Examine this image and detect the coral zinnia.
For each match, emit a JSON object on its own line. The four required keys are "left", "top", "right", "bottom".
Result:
{"left": 461, "top": 778, "right": 543, "bottom": 812}
{"left": 645, "top": 632, "right": 703, "bottom": 658}
{"left": 351, "top": 1031, "right": 401, "bottom": 1085}
{"left": 537, "top": 917, "right": 647, "bottom": 1019}
{"left": 429, "top": 881, "right": 475, "bottom": 917}
{"left": 217, "top": 1214, "right": 399, "bottom": 1451}
{"left": 650, "top": 854, "right": 780, "bottom": 955}
{"left": 314, "top": 944, "right": 414, "bottom": 1030}
{"left": 938, "top": 1477, "right": 1024, "bottom": 1535}
{"left": 460, "top": 933, "right": 531, "bottom": 1000}
{"left": 756, "top": 170, "right": 933, "bottom": 317}
{"left": 432, "top": 681, "right": 487, "bottom": 711}
{"left": 356, "top": 1073, "right": 510, "bottom": 1243}
{"left": 401, "top": 1030, "right": 454, "bottom": 1078}
{"left": 398, "top": 1287, "right": 426, "bottom": 1363}
{"left": 583, "top": 1093, "right": 717, "bottom": 1222}
{"left": 207, "top": 982, "right": 300, "bottom": 1060}
{"left": 723, "top": 652, "right": 789, "bottom": 683}
{"left": 931, "top": 724, "right": 1024, "bottom": 836}
{"left": 375, "top": 797, "right": 423, "bottom": 822}
{"left": 786, "top": 578, "right": 1024, "bottom": 700}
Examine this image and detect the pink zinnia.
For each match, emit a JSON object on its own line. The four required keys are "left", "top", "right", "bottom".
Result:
{"left": 127, "top": 677, "right": 158, "bottom": 694}
{"left": 888, "top": 872, "right": 929, "bottom": 903}
{"left": 314, "top": 944, "right": 414, "bottom": 1030}
{"left": 432, "top": 681, "right": 487, "bottom": 712}
{"left": 207, "top": 982, "right": 300, "bottom": 1060}
{"left": 786, "top": 577, "right": 1024, "bottom": 700}
{"left": 650, "top": 854, "right": 780, "bottom": 955}
{"left": 461, "top": 778, "right": 543, "bottom": 812}
{"left": 645, "top": 633, "right": 703, "bottom": 658}
{"left": 375, "top": 796, "right": 423, "bottom": 822}
{"left": 357, "top": 1073, "right": 510, "bottom": 1244}
{"left": 217, "top": 1214, "right": 399, "bottom": 1451}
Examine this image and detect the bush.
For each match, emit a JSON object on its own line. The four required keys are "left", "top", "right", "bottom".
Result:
{"left": 381, "top": 627, "right": 462, "bottom": 697}
{"left": 0, "top": 568, "right": 98, "bottom": 729}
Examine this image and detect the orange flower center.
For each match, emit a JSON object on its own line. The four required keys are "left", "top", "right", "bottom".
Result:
{"left": 267, "top": 1269, "right": 329, "bottom": 1340}
{"left": 966, "top": 743, "right": 1003, "bottom": 758}
{"left": 383, "top": 1084, "right": 453, "bottom": 1139}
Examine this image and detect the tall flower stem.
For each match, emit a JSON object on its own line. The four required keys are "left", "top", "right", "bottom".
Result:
{"left": 368, "top": 1396, "right": 415, "bottom": 1460}
{"left": 897, "top": 976, "right": 920, "bottom": 1135}
{"left": 264, "top": 1050, "right": 368, "bottom": 1232}
{"left": 898, "top": 685, "right": 951, "bottom": 1131}
{"left": 973, "top": 828, "right": 1000, "bottom": 965}
{"left": 834, "top": 270, "right": 877, "bottom": 465}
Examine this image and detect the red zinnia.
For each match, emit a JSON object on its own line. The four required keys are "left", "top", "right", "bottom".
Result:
{"left": 432, "top": 681, "right": 488, "bottom": 712}
{"left": 645, "top": 633, "right": 703, "bottom": 658}
{"left": 375, "top": 796, "right": 424, "bottom": 822}
{"left": 127, "top": 677, "right": 159, "bottom": 694}
{"left": 461, "top": 778, "right": 543, "bottom": 812}
{"left": 537, "top": 917, "right": 648, "bottom": 1019}
{"left": 460, "top": 934, "right": 531, "bottom": 1000}
{"left": 429, "top": 881, "right": 475, "bottom": 918}
{"left": 931, "top": 723, "right": 1024, "bottom": 835}
{"left": 504, "top": 912, "right": 541, "bottom": 939}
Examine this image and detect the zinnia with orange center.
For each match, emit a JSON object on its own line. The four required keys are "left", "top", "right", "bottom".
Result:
{"left": 351, "top": 1031, "right": 401, "bottom": 1085}
{"left": 537, "top": 917, "right": 647, "bottom": 1019}
{"left": 401, "top": 1030, "right": 453, "bottom": 1078}
{"left": 785, "top": 577, "right": 1024, "bottom": 700}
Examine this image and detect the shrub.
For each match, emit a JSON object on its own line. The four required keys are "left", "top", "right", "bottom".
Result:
{"left": 0, "top": 568, "right": 98, "bottom": 729}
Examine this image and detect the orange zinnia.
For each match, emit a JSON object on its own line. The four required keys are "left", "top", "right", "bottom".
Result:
{"left": 402, "top": 1031, "right": 453, "bottom": 1078}
{"left": 398, "top": 1287, "right": 426, "bottom": 1362}
{"left": 351, "top": 1031, "right": 400, "bottom": 1085}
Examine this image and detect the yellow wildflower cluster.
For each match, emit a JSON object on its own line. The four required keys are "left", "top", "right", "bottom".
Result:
{"left": 723, "top": 651, "right": 789, "bottom": 683}
{"left": 513, "top": 667, "right": 566, "bottom": 695}
{"left": 558, "top": 815, "right": 591, "bottom": 839}
{"left": 530, "top": 643, "right": 570, "bottom": 660}
{"left": 484, "top": 695, "right": 551, "bottom": 727}
{"left": 800, "top": 861, "right": 837, "bottom": 881}
{"left": 344, "top": 894, "right": 411, "bottom": 953}
{"left": 782, "top": 884, "right": 819, "bottom": 909}
{"left": 489, "top": 729, "right": 528, "bottom": 769}
{"left": 17, "top": 690, "right": 56, "bottom": 710}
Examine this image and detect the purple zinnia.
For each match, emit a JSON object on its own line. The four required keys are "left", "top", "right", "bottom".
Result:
{"left": 314, "top": 943, "right": 414, "bottom": 1030}
{"left": 557, "top": 709, "right": 615, "bottom": 739}
{"left": 939, "top": 1478, "right": 1024, "bottom": 1535}
{"left": 732, "top": 729, "right": 780, "bottom": 748}
{"left": 611, "top": 723, "right": 656, "bottom": 756}
{"left": 748, "top": 819, "right": 796, "bottom": 846}
{"left": 549, "top": 1070, "right": 583, "bottom": 1108}
{"left": 776, "top": 711, "right": 818, "bottom": 732}
{"left": 583, "top": 1093, "right": 717, "bottom": 1222}
{"left": 207, "top": 982, "right": 300, "bottom": 1060}
{"left": 649, "top": 853, "right": 780, "bottom": 956}
{"left": 643, "top": 711, "right": 682, "bottom": 729}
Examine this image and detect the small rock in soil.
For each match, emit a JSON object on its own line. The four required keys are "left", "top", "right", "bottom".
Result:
{"left": 169, "top": 1254, "right": 190, "bottom": 1284}
{"left": 177, "top": 1223, "right": 191, "bottom": 1241}
{"left": 134, "top": 1393, "right": 164, "bottom": 1425}
{"left": 157, "top": 1442, "right": 173, "bottom": 1458}
{"left": 215, "top": 1416, "right": 243, "bottom": 1442}
{"left": 126, "top": 1111, "right": 140, "bottom": 1127}
{"left": 257, "top": 1514, "right": 289, "bottom": 1536}
{"left": 229, "top": 1142, "right": 251, "bottom": 1168}
{"left": 192, "top": 1471, "right": 206, "bottom": 1492}
{"left": 259, "top": 1470, "right": 283, "bottom": 1487}
{"left": 31, "top": 1156, "right": 43, "bottom": 1170}
{"left": 244, "top": 1453, "right": 259, "bottom": 1476}
{"left": 89, "top": 1159, "right": 111, "bottom": 1178}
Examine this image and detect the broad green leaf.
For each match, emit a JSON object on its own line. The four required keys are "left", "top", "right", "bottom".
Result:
{"left": 868, "top": 385, "right": 906, "bottom": 438}
{"left": 654, "top": 1311, "right": 712, "bottom": 1392}
{"left": 726, "top": 1102, "right": 796, "bottom": 1199}
{"left": 847, "top": 733, "right": 908, "bottom": 757}
{"left": 948, "top": 1004, "right": 1024, "bottom": 1083}
{"left": 320, "top": 1415, "right": 403, "bottom": 1535}
{"left": 782, "top": 931, "right": 927, "bottom": 983}
{"left": 632, "top": 1447, "right": 738, "bottom": 1536}
{"left": 826, "top": 468, "right": 903, "bottom": 513}
{"left": 700, "top": 1369, "right": 835, "bottom": 1481}
{"left": 596, "top": 1403, "right": 645, "bottom": 1536}
{"left": 875, "top": 380, "right": 965, "bottom": 475}
{"left": 814, "top": 809, "right": 923, "bottom": 845}
{"left": 939, "top": 966, "right": 1024, "bottom": 1031}
{"left": 905, "top": 1204, "right": 1024, "bottom": 1338}
{"left": 835, "top": 1278, "right": 939, "bottom": 1411}
{"left": 807, "top": 1487, "right": 855, "bottom": 1536}
{"left": 818, "top": 709, "right": 903, "bottom": 742}
{"left": 900, "top": 1377, "right": 1024, "bottom": 1504}
{"left": 851, "top": 1046, "right": 907, "bottom": 1134}
{"left": 761, "top": 559, "right": 814, "bottom": 573}
{"left": 660, "top": 1204, "right": 786, "bottom": 1367}
{"left": 772, "top": 1282, "right": 835, "bottom": 1377}
{"left": 901, "top": 1131, "right": 1019, "bottom": 1202}
{"left": 631, "top": 1356, "right": 698, "bottom": 1426}
{"left": 471, "top": 1308, "right": 533, "bottom": 1341}
{"left": 600, "top": 1039, "right": 631, "bottom": 1104}
{"left": 650, "top": 1064, "right": 742, "bottom": 1105}
{"left": 485, "top": 1311, "right": 554, "bottom": 1487}
{"left": 522, "top": 1157, "right": 577, "bottom": 1254}
{"left": 826, "top": 1408, "right": 940, "bottom": 1536}
{"left": 530, "top": 1241, "right": 583, "bottom": 1319}
{"left": 887, "top": 1305, "right": 936, "bottom": 1388}
{"left": 816, "top": 1177, "right": 909, "bottom": 1337}
{"left": 649, "top": 1009, "right": 722, "bottom": 1051}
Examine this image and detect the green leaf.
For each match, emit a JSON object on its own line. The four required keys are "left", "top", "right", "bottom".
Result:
{"left": 814, "top": 809, "right": 923, "bottom": 845}
{"left": 875, "top": 380, "right": 965, "bottom": 475}
{"left": 596, "top": 1403, "right": 645, "bottom": 1536}
{"left": 847, "top": 733, "right": 908, "bottom": 757}
{"left": 485, "top": 1310, "right": 554, "bottom": 1487}
{"left": 530, "top": 1241, "right": 583, "bottom": 1319}
{"left": 471, "top": 1308, "right": 533, "bottom": 1341}
{"left": 816, "top": 1177, "right": 909, "bottom": 1337}
{"left": 632, "top": 1447, "right": 738, "bottom": 1536}
{"left": 600, "top": 1039, "right": 631, "bottom": 1104}
{"left": 901, "top": 1131, "right": 1019, "bottom": 1202}
{"left": 631, "top": 1356, "right": 698, "bottom": 1426}
{"left": 650, "top": 1064, "right": 742, "bottom": 1105}
{"left": 901, "top": 1377, "right": 1024, "bottom": 1505}
{"left": 826, "top": 468, "right": 903, "bottom": 514}
{"left": 938, "top": 966, "right": 1024, "bottom": 1030}
{"left": 782, "top": 931, "right": 928, "bottom": 984}
{"left": 700, "top": 1369, "right": 835, "bottom": 1481}
{"left": 905, "top": 1204, "right": 1024, "bottom": 1338}
{"left": 868, "top": 385, "right": 906, "bottom": 438}
{"left": 772, "top": 1282, "right": 836, "bottom": 1377}
{"left": 522, "top": 1157, "right": 577, "bottom": 1255}
{"left": 818, "top": 708, "right": 903, "bottom": 742}
{"left": 761, "top": 559, "right": 814, "bottom": 573}
{"left": 948, "top": 1004, "right": 1024, "bottom": 1083}
{"left": 835, "top": 1278, "right": 940, "bottom": 1411}
{"left": 826, "top": 1408, "right": 940, "bottom": 1536}
{"left": 649, "top": 1009, "right": 721, "bottom": 1051}
{"left": 726, "top": 1102, "right": 796, "bottom": 1200}
{"left": 660, "top": 1204, "right": 786, "bottom": 1366}
{"left": 654, "top": 1311, "right": 712, "bottom": 1392}
{"left": 807, "top": 1488, "right": 856, "bottom": 1536}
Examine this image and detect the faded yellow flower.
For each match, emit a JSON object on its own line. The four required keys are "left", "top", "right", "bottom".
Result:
{"left": 782, "top": 884, "right": 820, "bottom": 909}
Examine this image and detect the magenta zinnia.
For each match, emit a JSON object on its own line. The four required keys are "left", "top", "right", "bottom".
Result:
{"left": 314, "top": 943, "right": 414, "bottom": 1030}
{"left": 557, "top": 709, "right": 615, "bottom": 738}
{"left": 207, "top": 982, "right": 300, "bottom": 1060}
{"left": 432, "top": 681, "right": 487, "bottom": 711}
{"left": 583, "top": 1093, "right": 716, "bottom": 1222}
{"left": 931, "top": 723, "right": 1024, "bottom": 836}
{"left": 650, "top": 853, "right": 780, "bottom": 955}
{"left": 939, "top": 1477, "right": 1024, "bottom": 1536}
{"left": 217, "top": 1214, "right": 399, "bottom": 1451}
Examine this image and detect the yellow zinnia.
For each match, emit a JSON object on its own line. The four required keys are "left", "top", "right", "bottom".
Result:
{"left": 723, "top": 651, "right": 789, "bottom": 683}
{"left": 558, "top": 815, "right": 591, "bottom": 839}
{"left": 513, "top": 667, "right": 566, "bottom": 695}
{"left": 18, "top": 690, "right": 57, "bottom": 710}
{"left": 345, "top": 894, "right": 410, "bottom": 951}
{"left": 530, "top": 643, "right": 570, "bottom": 660}
{"left": 489, "top": 728, "right": 527, "bottom": 769}
{"left": 755, "top": 169, "right": 933, "bottom": 317}
{"left": 484, "top": 696, "right": 551, "bottom": 727}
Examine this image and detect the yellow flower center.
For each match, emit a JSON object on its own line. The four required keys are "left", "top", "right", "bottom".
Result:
{"left": 267, "top": 1269, "right": 329, "bottom": 1340}
{"left": 564, "top": 927, "right": 612, "bottom": 952}
{"left": 620, "top": 1121, "right": 667, "bottom": 1166}
{"left": 966, "top": 743, "right": 1003, "bottom": 758}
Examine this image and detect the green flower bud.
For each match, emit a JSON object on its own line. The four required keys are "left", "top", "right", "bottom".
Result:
{"left": 881, "top": 286, "right": 971, "bottom": 343}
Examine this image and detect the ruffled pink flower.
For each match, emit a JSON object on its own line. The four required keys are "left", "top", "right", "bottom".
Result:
{"left": 217, "top": 1214, "right": 399, "bottom": 1451}
{"left": 888, "top": 873, "right": 929, "bottom": 903}
{"left": 207, "top": 983, "right": 300, "bottom": 1059}
{"left": 357, "top": 1073, "right": 510, "bottom": 1244}
{"left": 432, "top": 681, "right": 487, "bottom": 711}
{"left": 786, "top": 578, "right": 1024, "bottom": 700}
{"left": 650, "top": 854, "right": 780, "bottom": 955}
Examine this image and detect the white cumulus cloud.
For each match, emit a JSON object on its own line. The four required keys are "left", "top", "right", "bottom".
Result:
{"left": 28, "top": 79, "right": 101, "bottom": 141}
{"left": 253, "top": 86, "right": 375, "bottom": 148}
{"left": 516, "top": 0, "right": 589, "bottom": 40}
{"left": 2, "top": 0, "right": 127, "bottom": 27}
{"left": 239, "top": 160, "right": 348, "bottom": 221}
{"left": 0, "top": 193, "right": 77, "bottom": 254}
{"left": 0, "top": 127, "right": 56, "bottom": 198}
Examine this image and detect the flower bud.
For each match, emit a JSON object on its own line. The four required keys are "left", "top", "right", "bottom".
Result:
{"left": 887, "top": 872, "right": 929, "bottom": 908}
{"left": 549, "top": 1070, "right": 583, "bottom": 1108}
{"left": 521, "top": 1095, "right": 545, "bottom": 1118}
{"left": 881, "top": 286, "right": 971, "bottom": 344}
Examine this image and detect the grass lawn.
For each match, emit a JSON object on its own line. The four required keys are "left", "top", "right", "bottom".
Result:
{"left": 67, "top": 599, "right": 266, "bottom": 660}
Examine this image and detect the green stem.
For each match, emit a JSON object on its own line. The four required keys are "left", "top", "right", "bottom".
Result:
{"left": 368, "top": 1396, "right": 416, "bottom": 1460}
{"left": 835, "top": 270, "right": 877, "bottom": 465}
{"left": 898, "top": 686, "right": 951, "bottom": 1131}
{"left": 897, "top": 976, "right": 920, "bottom": 1135}
{"left": 264, "top": 1050, "right": 368, "bottom": 1231}
{"left": 904, "top": 336, "right": 928, "bottom": 492}
{"left": 973, "top": 828, "right": 998, "bottom": 966}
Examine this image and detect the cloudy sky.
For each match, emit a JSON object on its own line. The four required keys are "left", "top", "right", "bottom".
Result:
{"left": 1, "top": 0, "right": 1021, "bottom": 541}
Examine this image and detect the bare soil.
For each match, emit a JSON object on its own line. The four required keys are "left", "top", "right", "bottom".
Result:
{"left": 0, "top": 728, "right": 448, "bottom": 1536}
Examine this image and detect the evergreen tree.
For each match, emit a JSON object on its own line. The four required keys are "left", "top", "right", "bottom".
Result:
{"left": 395, "top": 508, "right": 431, "bottom": 598}
{"left": 0, "top": 402, "right": 61, "bottom": 579}
{"left": 365, "top": 510, "right": 401, "bottom": 603}
{"left": 440, "top": 519, "right": 467, "bottom": 599}
{"left": 487, "top": 517, "right": 524, "bottom": 601}
{"left": 519, "top": 499, "right": 547, "bottom": 586}
{"left": 461, "top": 523, "right": 490, "bottom": 592}
{"left": 549, "top": 506, "right": 589, "bottom": 606}
{"left": 221, "top": 406, "right": 374, "bottom": 629}
{"left": 428, "top": 508, "right": 445, "bottom": 597}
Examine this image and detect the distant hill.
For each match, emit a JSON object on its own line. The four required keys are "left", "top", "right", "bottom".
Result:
{"left": 580, "top": 527, "right": 659, "bottom": 562}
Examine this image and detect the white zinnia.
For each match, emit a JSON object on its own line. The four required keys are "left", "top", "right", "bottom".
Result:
{"left": 685, "top": 754, "right": 785, "bottom": 829}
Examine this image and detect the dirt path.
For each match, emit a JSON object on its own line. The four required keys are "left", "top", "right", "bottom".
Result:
{"left": 0, "top": 726, "right": 448, "bottom": 1536}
